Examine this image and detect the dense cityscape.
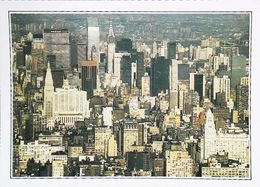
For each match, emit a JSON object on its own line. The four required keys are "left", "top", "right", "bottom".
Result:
{"left": 11, "top": 13, "right": 250, "bottom": 178}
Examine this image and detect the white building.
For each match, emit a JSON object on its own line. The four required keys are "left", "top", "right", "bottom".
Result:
{"left": 169, "top": 59, "right": 181, "bottom": 110}
{"left": 102, "top": 107, "right": 113, "bottom": 127}
{"left": 202, "top": 162, "right": 249, "bottom": 178}
{"left": 141, "top": 72, "right": 150, "bottom": 96}
{"left": 213, "top": 75, "right": 231, "bottom": 102}
{"left": 43, "top": 63, "right": 54, "bottom": 123}
{"left": 19, "top": 140, "right": 65, "bottom": 167}
{"left": 107, "top": 20, "right": 116, "bottom": 75}
{"left": 53, "top": 79, "right": 90, "bottom": 127}
{"left": 201, "top": 110, "right": 249, "bottom": 164}
{"left": 43, "top": 65, "right": 90, "bottom": 127}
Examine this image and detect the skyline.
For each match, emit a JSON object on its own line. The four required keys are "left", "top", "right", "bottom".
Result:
{"left": 10, "top": 12, "right": 250, "bottom": 178}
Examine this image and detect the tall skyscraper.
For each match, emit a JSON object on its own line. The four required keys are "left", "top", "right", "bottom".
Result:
{"left": 87, "top": 17, "right": 100, "bottom": 63}
{"left": 43, "top": 63, "right": 54, "bottom": 122}
{"left": 120, "top": 54, "right": 132, "bottom": 86}
{"left": 43, "top": 29, "right": 71, "bottom": 69}
{"left": 169, "top": 59, "right": 179, "bottom": 110}
{"left": 190, "top": 73, "right": 205, "bottom": 101}
{"left": 81, "top": 60, "right": 97, "bottom": 98}
{"left": 167, "top": 42, "right": 177, "bottom": 59}
{"left": 77, "top": 43, "right": 87, "bottom": 73}
{"left": 107, "top": 20, "right": 116, "bottom": 75}
{"left": 151, "top": 57, "right": 171, "bottom": 96}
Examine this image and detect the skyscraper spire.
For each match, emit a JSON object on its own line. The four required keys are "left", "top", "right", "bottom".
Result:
{"left": 204, "top": 109, "right": 216, "bottom": 138}
{"left": 44, "top": 62, "right": 54, "bottom": 90}
{"left": 43, "top": 62, "right": 54, "bottom": 121}
{"left": 107, "top": 20, "right": 115, "bottom": 43}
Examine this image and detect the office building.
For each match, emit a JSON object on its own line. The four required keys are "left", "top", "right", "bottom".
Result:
{"left": 201, "top": 109, "right": 249, "bottom": 164}
{"left": 87, "top": 17, "right": 100, "bottom": 63}
{"left": 167, "top": 42, "right": 177, "bottom": 59}
{"left": 165, "top": 148, "right": 195, "bottom": 177}
{"left": 43, "top": 29, "right": 71, "bottom": 69}
{"left": 81, "top": 60, "right": 97, "bottom": 98}
{"left": 151, "top": 57, "right": 171, "bottom": 96}
{"left": 141, "top": 72, "right": 150, "bottom": 96}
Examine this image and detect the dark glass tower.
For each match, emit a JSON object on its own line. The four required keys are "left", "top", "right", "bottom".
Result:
{"left": 81, "top": 60, "right": 97, "bottom": 98}
{"left": 167, "top": 42, "right": 177, "bottom": 59}
{"left": 194, "top": 74, "right": 204, "bottom": 101}
{"left": 151, "top": 57, "right": 171, "bottom": 96}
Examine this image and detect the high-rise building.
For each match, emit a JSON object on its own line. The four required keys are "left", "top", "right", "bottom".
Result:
{"left": 151, "top": 57, "right": 171, "bottom": 96}
{"left": 190, "top": 73, "right": 205, "bottom": 102}
{"left": 133, "top": 51, "right": 145, "bottom": 89}
{"left": 77, "top": 43, "right": 87, "bottom": 72}
{"left": 213, "top": 75, "right": 230, "bottom": 102}
{"left": 43, "top": 29, "right": 71, "bottom": 69}
{"left": 87, "top": 17, "right": 100, "bottom": 63}
{"left": 178, "top": 64, "right": 190, "bottom": 80}
{"left": 107, "top": 20, "right": 116, "bottom": 75}
{"left": 141, "top": 72, "right": 150, "bottom": 96}
{"left": 167, "top": 42, "right": 177, "bottom": 59}
{"left": 120, "top": 54, "right": 132, "bottom": 86}
{"left": 169, "top": 59, "right": 180, "bottom": 110}
{"left": 81, "top": 60, "right": 97, "bottom": 98}
{"left": 43, "top": 63, "right": 54, "bottom": 122}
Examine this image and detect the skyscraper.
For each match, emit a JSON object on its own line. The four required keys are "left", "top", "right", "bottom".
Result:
{"left": 43, "top": 63, "right": 54, "bottom": 122}
{"left": 231, "top": 55, "right": 247, "bottom": 89}
{"left": 107, "top": 20, "right": 116, "bottom": 75}
{"left": 81, "top": 60, "right": 97, "bottom": 98}
{"left": 167, "top": 42, "right": 177, "bottom": 59}
{"left": 87, "top": 17, "right": 100, "bottom": 63}
{"left": 43, "top": 29, "right": 71, "bottom": 69}
{"left": 190, "top": 73, "right": 205, "bottom": 102}
{"left": 77, "top": 43, "right": 87, "bottom": 73}
{"left": 169, "top": 59, "right": 179, "bottom": 110}
{"left": 151, "top": 57, "right": 171, "bottom": 96}
{"left": 141, "top": 72, "right": 150, "bottom": 96}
